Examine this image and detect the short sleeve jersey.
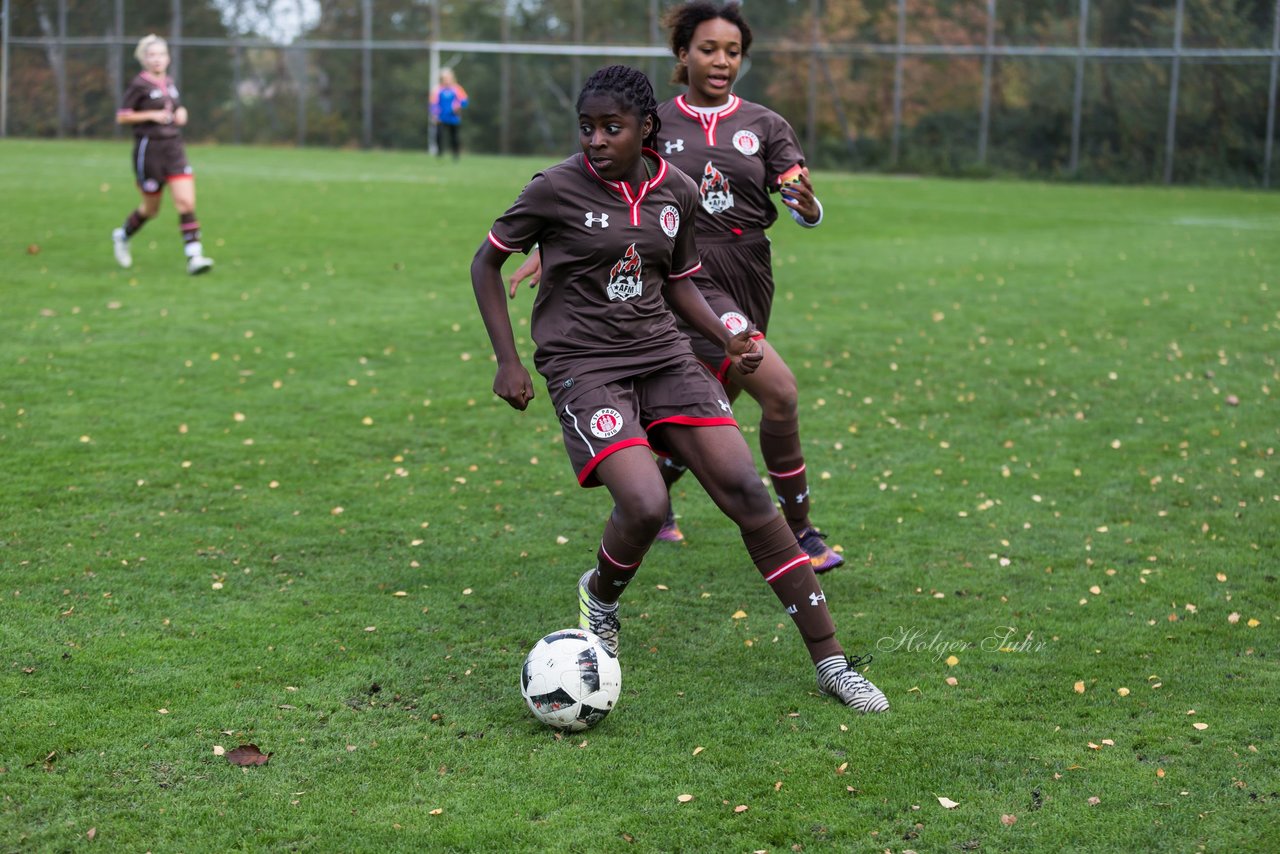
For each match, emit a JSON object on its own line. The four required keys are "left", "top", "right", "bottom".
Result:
{"left": 486, "top": 151, "right": 703, "bottom": 403}
{"left": 654, "top": 94, "right": 804, "bottom": 236}
{"left": 118, "top": 72, "right": 182, "bottom": 140}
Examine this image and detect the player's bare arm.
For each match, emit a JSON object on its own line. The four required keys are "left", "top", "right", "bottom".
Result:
{"left": 664, "top": 276, "right": 761, "bottom": 374}
{"left": 471, "top": 240, "right": 536, "bottom": 410}
{"left": 117, "top": 109, "right": 173, "bottom": 125}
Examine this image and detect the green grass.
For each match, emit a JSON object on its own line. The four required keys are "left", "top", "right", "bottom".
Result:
{"left": 2, "top": 139, "right": 1278, "bottom": 853}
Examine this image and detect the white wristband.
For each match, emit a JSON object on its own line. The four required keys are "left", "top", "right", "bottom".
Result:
{"left": 790, "top": 198, "right": 823, "bottom": 228}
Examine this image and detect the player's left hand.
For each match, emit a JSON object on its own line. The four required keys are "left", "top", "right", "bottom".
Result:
{"left": 725, "top": 329, "right": 763, "bottom": 375}
{"left": 779, "top": 167, "right": 819, "bottom": 223}
{"left": 508, "top": 249, "right": 542, "bottom": 298}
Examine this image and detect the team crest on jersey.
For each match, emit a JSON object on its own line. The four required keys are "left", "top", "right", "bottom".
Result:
{"left": 149, "top": 89, "right": 164, "bottom": 100}
{"left": 606, "top": 243, "right": 643, "bottom": 302}
{"left": 699, "top": 162, "right": 734, "bottom": 215}
{"left": 659, "top": 205, "right": 680, "bottom": 238}
{"left": 589, "top": 407, "right": 624, "bottom": 439}
{"left": 720, "top": 311, "right": 750, "bottom": 335}
{"left": 732, "top": 130, "right": 760, "bottom": 156}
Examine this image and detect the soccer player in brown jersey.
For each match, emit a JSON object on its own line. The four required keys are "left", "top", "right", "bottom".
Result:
{"left": 112, "top": 34, "right": 213, "bottom": 276}
{"left": 473, "top": 65, "right": 887, "bottom": 713}
{"left": 509, "top": 2, "right": 845, "bottom": 573}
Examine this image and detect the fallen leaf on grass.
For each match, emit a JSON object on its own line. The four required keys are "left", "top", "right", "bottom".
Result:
{"left": 225, "top": 744, "right": 271, "bottom": 766}
{"left": 1117, "top": 687, "right": 1130, "bottom": 697}
{"left": 86, "top": 828, "right": 96, "bottom": 840}
{"left": 692, "top": 746, "right": 704, "bottom": 756}
{"left": 945, "top": 676, "right": 958, "bottom": 686}
{"left": 1087, "top": 796, "right": 1100, "bottom": 806}
{"left": 731, "top": 610, "right": 747, "bottom": 620}
{"left": 1156, "top": 768, "right": 1165, "bottom": 778}
{"left": 1000, "top": 814, "right": 1017, "bottom": 826}
{"left": 937, "top": 796, "right": 959, "bottom": 809}
{"left": 429, "top": 808, "right": 443, "bottom": 816}
{"left": 733, "top": 804, "right": 748, "bottom": 813}
{"left": 1192, "top": 722, "right": 1209, "bottom": 731}
{"left": 1073, "top": 681, "right": 1086, "bottom": 694}
{"left": 212, "top": 745, "right": 225, "bottom": 756}
{"left": 677, "top": 794, "right": 694, "bottom": 803}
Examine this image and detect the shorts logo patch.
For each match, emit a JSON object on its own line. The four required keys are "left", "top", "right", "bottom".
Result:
{"left": 606, "top": 243, "right": 643, "bottom": 302}
{"left": 659, "top": 205, "right": 680, "bottom": 238}
{"left": 142, "top": 178, "right": 160, "bottom": 193}
{"left": 732, "top": 130, "right": 760, "bottom": 156}
{"left": 590, "top": 407, "right": 624, "bottom": 439}
{"left": 720, "top": 311, "right": 750, "bottom": 335}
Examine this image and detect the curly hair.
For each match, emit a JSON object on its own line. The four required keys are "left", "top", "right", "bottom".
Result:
{"left": 663, "top": 1, "right": 753, "bottom": 87}
{"left": 576, "top": 65, "right": 662, "bottom": 150}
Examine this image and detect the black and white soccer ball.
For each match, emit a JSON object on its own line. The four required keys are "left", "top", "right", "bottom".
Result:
{"left": 520, "top": 628, "right": 622, "bottom": 732}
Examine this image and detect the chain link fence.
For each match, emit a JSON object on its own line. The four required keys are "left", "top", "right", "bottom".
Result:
{"left": 4, "top": 0, "right": 1278, "bottom": 186}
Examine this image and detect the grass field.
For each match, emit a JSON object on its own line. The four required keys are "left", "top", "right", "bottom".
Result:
{"left": 2, "top": 139, "right": 1278, "bottom": 853}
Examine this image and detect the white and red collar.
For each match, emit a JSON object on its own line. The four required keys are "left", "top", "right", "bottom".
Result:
{"left": 673, "top": 94, "right": 741, "bottom": 147}
{"left": 581, "top": 149, "right": 669, "bottom": 226}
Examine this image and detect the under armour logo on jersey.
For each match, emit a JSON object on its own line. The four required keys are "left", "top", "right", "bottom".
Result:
{"left": 793, "top": 487, "right": 811, "bottom": 505}
{"left": 717, "top": 399, "right": 732, "bottom": 413}
{"left": 665, "top": 139, "right": 685, "bottom": 154}
{"left": 584, "top": 212, "right": 609, "bottom": 228}
{"left": 809, "top": 591, "right": 827, "bottom": 606}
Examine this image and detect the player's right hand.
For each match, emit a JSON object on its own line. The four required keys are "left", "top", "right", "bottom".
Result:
{"left": 507, "top": 249, "right": 543, "bottom": 298}
{"left": 725, "top": 329, "right": 763, "bottom": 375}
{"left": 494, "top": 363, "right": 536, "bottom": 411}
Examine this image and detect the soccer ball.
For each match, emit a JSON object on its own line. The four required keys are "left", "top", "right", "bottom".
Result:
{"left": 520, "top": 628, "right": 622, "bottom": 732}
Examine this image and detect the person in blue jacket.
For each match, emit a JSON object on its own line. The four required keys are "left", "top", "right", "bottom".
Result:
{"left": 430, "top": 68, "right": 469, "bottom": 159}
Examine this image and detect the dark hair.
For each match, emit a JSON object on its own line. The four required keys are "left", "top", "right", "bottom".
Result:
{"left": 664, "top": 1, "right": 753, "bottom": 86}
{"left": 576, "top": 64, "right": 662, "bottom": 150}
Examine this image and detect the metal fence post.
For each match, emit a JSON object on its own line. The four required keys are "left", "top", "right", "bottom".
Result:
{"left": 890, "top": 0, "right": 905, "bottom": 166}
{"left": 1069, "top": 0, "right": 1089, "bottom": 174}
{"left": 2, "top": 0, "right": 11, "bottom": 138}
{"left": 808, "top": 0, "right": 819, "bottom": 163}
{"left": 294, "top": 41, "right": 307, "bottom": 146}
{"left": 428, "top": 0, "right": 439, "bottom": 155}
{"left": 978, "top": 0, "right": 995, "bottom": 164}
{"left": 362, "top": 0, "right": 372, "bottom": 149}
{"left": 1163, "top": 0, "right": 1185, "bottom": 184}
{"left": 171, "top": 0, "right": 182, "bottom": 87}
{"left": 56, "top": 0, "right": 67, "bottom": 137}
{"left": 1265, "top": 0, "right": 1279, "bottom": 188}
{"left": 499, "top": 4, "right": 511, "bottom": 156}
{"left": 110, "top": 0, "right": 123, "bottom": 139}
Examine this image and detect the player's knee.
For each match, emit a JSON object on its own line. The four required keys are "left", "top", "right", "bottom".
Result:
{"left": 760, "top": 381, "right": 799, "bottom": 421}
{"left": 619, "top": 494, "right": 668, "bottom": 542}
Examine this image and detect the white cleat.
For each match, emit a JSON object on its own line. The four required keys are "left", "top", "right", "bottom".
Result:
{"left": 112, "top": 228, "right": 132, "bottom": 268}
{"left": 817, "top": 655, "right": 890, "bottom": 713}
{"left": 578, "top": 570, "right": 620, "bottom": 655}
{"left": 187, "top": 255, "right": 214, "bottom": 276}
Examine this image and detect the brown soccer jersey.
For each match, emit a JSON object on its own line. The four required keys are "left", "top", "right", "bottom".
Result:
{"left": 118, "top": 72, "right": 182, "bottom": 140}
{"left": 486, "top": 151, "right": 704, "bottom": 406}
{"left": 654, "top": 94, "right": 805, "bottom": 237}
